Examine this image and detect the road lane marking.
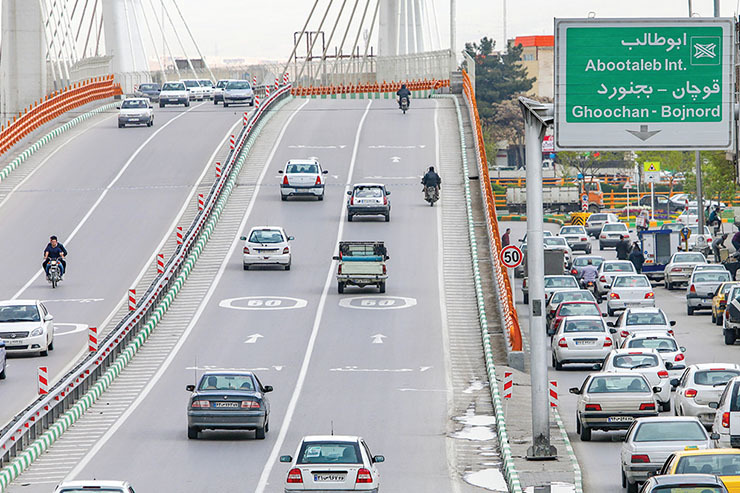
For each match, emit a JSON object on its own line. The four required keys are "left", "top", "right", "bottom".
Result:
{"left": 218, "top": 296, "right": 308, "bottom": 310}
{"left": 41, "top": 298, "right": 104, "bottom": 303}
{"left": 255, "top": 99, "right": 373, "bottom": 493}
{"left": 53, "top": 323, "right": 88, "bottom": 336}
{"left": 338, "top": 295, "right": 417, "bottom": 309}
{"left": 371, "top": 334, "right": 386, "bottom": 344}
{"left": 329, "top": 366, "right": 433, "bottom": 372}
{"left": 65, "top": 98, "right": 310, "bottom": 481}
{"left": 244, "top": 334, "right": 264, "bottom": 344}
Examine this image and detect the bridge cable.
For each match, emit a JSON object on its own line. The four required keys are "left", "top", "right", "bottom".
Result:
{"left": 159, "top": 0, "right": 198, "bottom": 78}
{"left": 281, "top": 0, "right": 321, "bottom": 82}
{"left": 81, "top": 0, "right": 99, "bottom": 58}
{"left": 331, "top": 0, "right": 361, "bottom": 82}
{"left": 358, "top": 0, "right": 380, "bottom": 75}
{"left": 134, "top": 0, "right": 167, "bottom": 80}
{"left": 146, "top": 0, "right": 181, "bottom": 80}
{"left": 296, "top": 0, "right": 336, "bottom": 83}
{"left": 318, "top": 0, "right": 349, "bottom": 84}
{"left": 170, "top": 0, "right": 217, "bottom": 82}
{"left": 343, "top": 0, "right": 373, "bottom": 76}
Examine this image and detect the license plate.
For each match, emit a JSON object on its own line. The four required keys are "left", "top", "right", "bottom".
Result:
{"left": 5, "top": 339, "right": 24, "bottom": 346}
{"left": 574, "top": 340, "right": 596, "bottom": 345}
{"left": 213, "top": 402, "right": 238, "bottom": 408}
{"left": 314, "top": 473, "right": 346, "bottom": 482}
{"left": 607, "top": 416, "right": 634, "bottom": 423}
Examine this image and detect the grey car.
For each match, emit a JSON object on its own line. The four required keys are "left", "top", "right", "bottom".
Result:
{"left": 687, "top": 269, "right": 731, "bottom": 315}
{"left": 586, "top": 212, "right": 619, "bottom": 238}
{"left": 570, "top": 255, "right": 605, "bottom": 280}
{"left": 186, "top": 371, "right": 272, "bottom": 439}
{"left": 347, "top": 183, "right": 390, "bottom": 222}
{"left": 223, "top": 80, "right": 254, "bottom": 107}
{"left": 558, "top": 225, "right": 591, "bottom": 253}
{"left": 0, "top": 341, "right": 5, "bottom": 380}
{"left": 598, "top": 222, "right": 630, "bottom": 249}
{"left": 134, "top": 82, "right": 161, "bottom": 102}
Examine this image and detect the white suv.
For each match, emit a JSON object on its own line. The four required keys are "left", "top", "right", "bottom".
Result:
{"left": 279, "top": 159, "right": 328, "bottom": 201}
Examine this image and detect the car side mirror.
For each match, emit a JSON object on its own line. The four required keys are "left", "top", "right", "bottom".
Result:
{"left": 322, "top": 170, "right": 328, "bottom": 174}
{"left": 670, "top": 378, "right": 679, "bottom": 387}
{"left": 278, "top": 170, "right": 284, "bottom": 174}
{"left": 373, "top": 455, "right": 385, "bottom": 463}
{"left": 263, "top": 385, "right": 273, "bottom": 393}
{"left": 569, "top": 387, "right": 580, "bottom": 395}
{"left": 680, "top": 347, "right": 686, "bottom": 352}
{"left": 609, "top": 328, "right": 617, "bottom": 334}
{"left": 45, "top": 315, "right": 54, "bottom": 321}
{"left": 665, "top": 362, "right": 674, "bottom": 370}
{"left": 592, "top": 363, "right": 602, "bottom": 370}
{"left": 601, "top": 313, "right": 608, "bottom": 318}
{"left": 709, "top": 402, "right": 719, "bottom": 409}
{"left": 385, "top": 256, "right": 390, "bottom": 260}
{"left": 0, "top": 341, "right": 5, "bottom": 348}
{"left": 332, "top": 255, "right": 340, "bottom": 260}
{"left": 280, "top": 455, "right": 292, "bottom": 463}
{"left": 711, "top": 432, "right": 721, "bottom": 440}
{"left": 288, "top": 236, "right": 294, "bottom": 241}
{"left": 240, "top": 236, "right": 247, "bottom": 241}
{"left": 653, "top": 387, "right": 662, "bottom": 393}
{"left": 347, "top": 191, "right": 352, "bottom": 195}
{"left": 607, "top": 321, "right": 615, "bottom": 327}
{"left": 116, "top": 106, "right": 121, "bottom": 110}
{"left": 670, "top": 321, "right": 677, "bottom": 326}
{"left": 386, "top": 191, "right": 391, "bottom": 195}
{"left": 186, "top": 385, "right": 195, "bottom": 392}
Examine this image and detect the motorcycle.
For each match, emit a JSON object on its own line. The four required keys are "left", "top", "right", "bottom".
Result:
{"left": 399, "top": 97, "right": 409, "bottom": 114}
{"left": 424, "top": 185, "right": 439, "bottom": 207}
{"left": 46, "top": 258, "right": 64, "bottom": 289}
{"left": 580, "top": 279, "right": 596, "bottom": 290}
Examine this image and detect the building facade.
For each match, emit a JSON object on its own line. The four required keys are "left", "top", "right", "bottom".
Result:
{"left": 513, "top": 35, "right": 553, "bottom": 100}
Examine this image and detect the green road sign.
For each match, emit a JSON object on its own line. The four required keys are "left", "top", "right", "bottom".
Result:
{"left": 555, "top": 18, "right": 734, "bottom": 151}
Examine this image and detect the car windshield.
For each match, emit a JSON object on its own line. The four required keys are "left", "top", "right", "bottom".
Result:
{"left": 721, "top": 283, "right": 737, "bottom": 295}
{"left": 183, "top": 80, "right": 200, "bottom": 87}
{"left": 226, "top": 81, "right": 251, "bottom": 90}
{"left": 559, "top": 303, "right": 599, "bottom": 317}
{"left": 217, "top": 80, "right": 229, "bottom": 88}
{"left": 626, "top": 312, "right": 667, "bottom": 326}
{"left": 544, "top": 238, "right": 567, "bottom": 247}
{"left": 633, "top": 421, "right": 707, "bottom": 442}
{"left": 689, "top": 225, "right": 710, "bottom": 235}
{"left": 297, "top": 442, "right": 361, "bottom": 464}
{"left": 121, "top": 99, "right": 148, "bottom": 109}
{"left": 286, "top": 163, "right": 319, "bottom": 174}
{"left": 613, "top": 276, "right": 650, "bottom": 288}
{"left": 0, "top": 305, "right": 40, "bottom": 322}
{"left": 198, "top": 374, "right": 255, "bottom": 391}
{"left": 573, "top": 257, "right": 604, "bottom": 267}
{"left": 161, "top": 82, "right": 184, "bottom": 90}
{"left": 612, "top": 353, "right": 659, "bottom": 369}
{"left": 694, "top": 370, "right": 740, "bottom": 386}
{"left": 651, "top": 487, "right": 722, "bottom": 493}
{"left": 354, "top": 187, "right": 383, "bottom": 198}
{"left": 139, "top": 83, "right": 159, "bottom": 90}
{"left": 248, "top": 229, "right": 284, "bottom": 243}
{"left": 560, "top": 227, "right": 584, "bottom": 234}
{"left": 604, "top": 263, "right": 634, "bottom": 273}
{"left": 587, "top": 376, "right": 650, "bottom": 393}
{"left": 694, "top": 272, "right": 731, "bottom": 283}
{"left": 686, "top": 207, "right": 698, "bottom": 215}
{"left": 544, "top": 277, "right": 578, "bottom": 288}
{"left": 675, "top": 454, "right": 740, "bottom": 475}
{"left": 628, "top": 338, "right": 677, "bottom": 352}
{"left": 198, "top": 80, "right": 212, "bottom": 87}
{"left": 588, "top": 214, "right": 607, "bottom": 222}
{"left": 674, "top": 253, "right": 705, "bottom": 263}
{"left": 661, "top": 223, "right": 684, "bottom": 232}
{"left": 550, "top": 291, "right": 594, "bottom": 305}
{"left": 563, "top": 320, "right": 604, "bottom": 333}
{"left": 603, "top": 224, "right": 627, "bottom": 232}
{"left": 58, "top": 490, "right": 124, "bottom": 493}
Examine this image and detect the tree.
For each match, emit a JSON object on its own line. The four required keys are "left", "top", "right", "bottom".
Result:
{"left": 702, "top": 151, "right": 736, "bottom": 205}
{"left": 634, "top": 151, "right": 694, "bottom": 195}
{"left": 486, "top": 98, "right": 525, "bottom": 167}
{"left": 556, "top": 151, "right": 625, "bottom": 183}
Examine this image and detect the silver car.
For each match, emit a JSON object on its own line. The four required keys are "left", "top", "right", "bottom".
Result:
{"left": 594, "top": 260, "right": 636, "bottom": 301}
{"left": 223, "top": 80, "right": 254, "bottom": 107}
{"left": 558, "top": 225, "right": 591, "bottom": 254}
{"left": 347, "top": 183, "right": 391, "bottom": 222}
{"left": 599, "top": 348, "right": 673, "bottom": 412}
{"left": 687, "top": 269, "right": 731, "bottom": 315}
{"left": 608, "top": 307, "right": 676, "bottom": 346}
{"left": 551, "top": 315, "right": 613, "bottom": 370}
{"left": 523, "top": 275, "right": 579, "bottom": 305}
{"left": 620, "top": 416, "right": 711, "bottom": 491}
{"left": 599, "top": 222, "right": 630, "bottom": 249}
{"left": 619, "top": 331, "right": 686, "bottom": 380}
{"left": 569, "top": 255, "right": 604, "bottom": 281}
{"left": 665, "top": 252, "right": 708, "bottom": 290}
{"left": 546, "top": 289, "right": 596, "bottom": 326}
{"left": 673, "top": 364, "right": 740, "bottom": 427}
{"left": 606, "top": 274, "right": 655, "bottom": 316}
{"left": 586, "top": 212, "right": 620, "bottom": 238}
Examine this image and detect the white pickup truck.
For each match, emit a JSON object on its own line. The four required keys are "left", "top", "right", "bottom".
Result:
{"left": 333, "top": 241, "right": 389, "bottom": 293}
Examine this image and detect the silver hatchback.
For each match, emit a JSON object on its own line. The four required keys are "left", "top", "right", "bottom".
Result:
{"left": 347, "top": 183, "right": 391, "bottom": 222}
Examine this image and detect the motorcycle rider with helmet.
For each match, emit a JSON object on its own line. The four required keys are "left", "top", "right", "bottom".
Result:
{"left": 421, "top": 166, "right": 442, "bottom": 203}
{"left": 43, "top": 235, "right": 67, "bottom": 279}
{"left": 396, "top": 84, "right": 411, "bottom": 109}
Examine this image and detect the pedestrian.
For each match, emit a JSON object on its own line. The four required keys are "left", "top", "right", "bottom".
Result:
{"left": 615, "top": 235, "right": 631, "bottom": 260}
{"left": 713, "top": 234, "right": 729, "bottom": 263}
{"left": 628, "top": 243, "right": 645, "bottom": 273}
{"left": 732, "top": 229, "right": 740, "bottom": 253}
{"left": 502, "top": 228, "right": 511, "bottom": 247}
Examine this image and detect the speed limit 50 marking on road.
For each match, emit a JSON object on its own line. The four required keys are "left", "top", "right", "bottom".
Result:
{"left": 500, "top": 245, "right": 523, "bottom": 269}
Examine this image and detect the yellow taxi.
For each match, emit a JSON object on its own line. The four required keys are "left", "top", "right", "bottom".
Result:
{"left": 713, "top": 282, "right": 740, "bottom": 326}
{"left": 659, "top": 448, "right": 740, "bottom": 491}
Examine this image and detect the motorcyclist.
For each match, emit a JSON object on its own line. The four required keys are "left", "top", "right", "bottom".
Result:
{"left": 421, "top": 166, "right": 442, "bottom": 199}
{"left": 396, "top": 84, "right": 411, "bottom": 109}
{"left": 43, "top": 235, "right": 67, "bottom": 279}
{"left": 580, "top": 259, "right": 598, "bottom": 287}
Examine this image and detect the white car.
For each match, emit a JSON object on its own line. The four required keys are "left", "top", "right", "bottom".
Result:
{"left": 710, "top": 375, "right": 740, "bottom": 447}
{"left": 619, "top": 331, "right": 686, "bottom": 379}
{"left": 551, "top": 315, "right": 613, "bottom": 370}
{"left": 674, "top": 364, "right": 740, "bottom": 427}
{"left": 599, "top": 348, "right": 673, "bottom": 412}
{"left": 594, "top": 260, "right": 636, "bottom": 301}
{"left": 159, "top": 81, "right": 190, "bottom": 107}
{"left": 54, "top": 481, "right": 136, "bottom": 493}
{"left": 518, "top": 230, "right": 553, "bottom": 244}
{"left": 279, "top": 159, "right": 328, "bottom": 201}
{"left": 677, "top": 206, "right": 699, "bottom": 225}
{"left": 586, "top": 212, "right": 620, "bottom": 238}
{"left": 241, "top": 227, "right": 293, "bottom": 270}
{"left": 606, "top": 274, "right": 655, "bottom": 316}
{"left": 522, "top": 275, "right": 579, "bottom": 305}
{"left": 213, "top": 79, "right": 235, "bottom": 104}
{"left": 0, "top": 300, "right": 54, "bottom": 356}
{"left": 117, "top": 98, "right": 153, "bottom": 128}
{"left": 598, "top": 222, "right": 631, "bottom": 250}
{"left": 280, "top": 435, "right": 384, "bottom": 491}
{"left": 543, "top": 236, "right": 573, "bottom": 268}
{"left": 679, "top": 225, "right": 713, "bottom": 252}
{"left": 0, "top": 341, "right": 5, "bottom": 380}
{"left": 558, "top": 225, "right": 591, "bottom": 254}
{"left": 197, "top": 79, "right": 214, "bottom": 99}
{"left": 664, "top": 252, "right": 708, "bottom": 290}
{"left": 180, "top": 79, "right": 206, "bottom": 100}
{"left": 608, "top": 307, "right": 676, "bottom": 346}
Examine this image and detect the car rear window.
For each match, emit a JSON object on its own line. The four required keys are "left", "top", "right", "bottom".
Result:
{"left": 694, "top": 370, "right": 740, "bottom": 386}
{"left": 559, "top": 303, "right": 599, "bottom": 317}
{"left": 58, "top": 489, "right": 124, "bottom": 493}
{"left": 560, "top": 227, "right": 584, "bottom": 234}
{"left": 139, "top": 83, "right": 159, "bottom": 90}
{"left": 563, "top": 320, "right": 604, "bottom": 333}
{"left": 248, "top": 229, "right": 284, "bottom": 243}
{"left": 674, "top": 253, "right": 705, "bottom": 263}
{"left": 588, "top": 214, "right": 607, "bottom": 222}
{"left": 661, "top": 223, "right": 683, "bottom": 232}
{"left": 651, "top": 488, "right": 723, "bottom": 493}
{"left": 613, "top": 276, "right": 650, "bottom": 287}
{"left": 675, "top": 454, "right": 740, "bottom": 475}
{"left": 121, "top": 99, "right": 148, "bottom": 108}
{"left": 612, "top": 353, "right": 659, "bottom": 369}
{"left": 544, "top": 238, "right": 567, "bottom": 247}
{"left": 286, "top": 163, "right": 319, "bottom": 174}
{"left": 354, "top": 187, "right": 383, "bottom": 198}
{"left": 693, "top": 272, "right": 731, "bottom": 283}
{"left": 604, "top": 263, "right": 634, "bottom": 272}
{"left": 573, "top": 257, "right": 604, "bottom": 267}
{"left": 587, "top": 376, "right": 650, "bottom": 393}
{"left": 198, "top": 374, "right": 254, "bottom": 391}
{"left": 627, "top": 338, "right": 677, "bottom": 352}
{"left": 633, "top": 421, "right": 707, "bottom": 442}
{"left": 626, "top": 312, "right": 666, "bottom": 326}
{"left": 297, "top": 442, "right": 362, "bottom": 464}
{"left": 226, "top": 81, "right": 251, "bottom": 90}
{"left": 544, "top": 277, "right": 578, "bottom": 288}
{"left": 550, "top": 291, "right": 594, "bottom": 305}
{"left": 602, "top": 224, "right": 627, "bottom": 231}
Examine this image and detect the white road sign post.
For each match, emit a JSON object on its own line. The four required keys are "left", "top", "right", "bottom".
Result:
{"left": 555, "top": 18, "right": 735, "bottom": 150}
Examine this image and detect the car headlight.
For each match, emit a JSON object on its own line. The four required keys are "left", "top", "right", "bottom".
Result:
{"left": 31, "top": 327, "right": 44, "bottom": 337}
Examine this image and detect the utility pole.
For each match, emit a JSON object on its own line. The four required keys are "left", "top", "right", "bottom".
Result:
{"left": 450, "top": 0, "right": 456, "bottom": 71}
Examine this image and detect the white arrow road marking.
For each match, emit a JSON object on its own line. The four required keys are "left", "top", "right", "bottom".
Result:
{"left": 273, "top": 366, "right": 284, "bottom": 371}
{"left": 390, "top": 156, "right": 401, "bottom": 163}
{"left": 364, "top": 176, "right": 418, "bottom": 180}
{"left": 186, "top": 366, "right": 274, "bottom": 371}
{"left": 371, "top": 334, "right": 386, "bottom": 344}
{"left": 244, "top": 334, "right": 264, "bottom": 344}
{"left": 420, "top": 366, "right": 433, "bottom": 372}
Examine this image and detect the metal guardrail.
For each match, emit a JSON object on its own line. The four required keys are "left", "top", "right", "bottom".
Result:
{"left": 0, "top": 83, "right": 292, "bottom": 471}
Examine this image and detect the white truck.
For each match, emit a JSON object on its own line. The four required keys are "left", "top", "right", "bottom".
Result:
{"left": 333, "top": 241, "right": 389, "bottom": 294}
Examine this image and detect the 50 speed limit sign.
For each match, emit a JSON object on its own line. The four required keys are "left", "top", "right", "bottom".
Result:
{"left": 500, "top": 245, "right": 523, "bottom": 269}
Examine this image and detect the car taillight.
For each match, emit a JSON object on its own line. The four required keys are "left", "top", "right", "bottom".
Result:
{"left": 241, "top": 400, "right": 260, "bottom": 408}
{"left": 674, "top": 353, "right": 685, "bottom": 361}
{"left": 558, "top": 338, "right": 568, "bottom": 348}
{"left": 191, "top": 400, "right": 210, "bottom": 408}
{"left": 690, "top": 284, "right": 696, "bottom": 293}
{"left": 645, "top": 292, "right": 654, "bottom": 299}
{"left": 671, "top": 267, "right": 682, "bottom": 272}
{"left": 581, "top": 237, "right": 587, "bottom": 241}
{"left": 723, "top": 412, "right": 731, "bottom": 428}
{"left": 584, "top": 404, "right": 601, "bottom": 411}
{"left": 600, "top": 235, "right": 606, "bottom": 239}
{"left": 315, "top": 175, "right": 321, "bottom": 185}
{"left": 620, "top": 330, "right": 629, "bottom": 338}
{"left": 571, "top": 269, "right": 578, "bottom": 275}
{"left": 668, "top": 329, "right": 675, "bottom": 336}
{"left": 350, "top": 195, "right": 355, "bottom": 205}
{"left": 603, "top": 337, "right": 612, "bottom": 347}
{"left": 609, "top": 292, "right": 620, "bottom": 299}
{"left": 338, "top": 265, "right": 342, "bottom": 275}
{"left": 283, "top": 247, "right": 289, "bottom": 254}
{"left": 356, "top": 468, "right": 373, "bottom": 483}
{"left": 243, "top": 246, "right": 250, "bottom": 254}
{"left": 523, "top": 279, "right": 527, "bottom": 288}
{"left": 685, "top": 389, "right": 697, "bottom": 398}
{"left": 383, "top": 196, "right": 388, "bottom": 205}
{"left": 631, "top": 454, "right": 650, "bottom": 463}
{"left": 600, "top": 276, "right": 607, "bottom": 282}
{"left": 550, "top": 309, "right": 556, "bottom": 316}
{"left": 283, "top": 175, "right": 289, "bottom": 185}
{"left": 639, "top": 403, "right": 656, "bottom": 411}
{"left": 658, "top": 370, "right": 669, "bottom": 379}
{"left": 287, "top": 468, "right": 303, "bottom": 483}
{"left": 382, "top": 264, "right": 387, "bottom": 275}
{"left": 726, "top": 309, "right": 730, "bottom": 319}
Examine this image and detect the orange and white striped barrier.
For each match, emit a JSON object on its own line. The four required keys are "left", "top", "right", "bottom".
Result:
{"left": 503, "top": 372, "right": 513, "bottom": 399}
{"left": 128, "top": 289, "right": 136, "bottom": 311}
{"left": 157, "top": 253, "right": 164, "bottom": 274}
{"left": 243, "top": 112, "right": 248, "bottom": 126}
{"left": 176, "top": 226, "right": 183, "bottom": 245}
{"left": 38, "top": 367, "right": 49, "bottom": 395}
{"left": 252, "top": 75, "right": 257, "bottom": 87}
{"left": 283, "top": 73, "right": 289, "bottom": 85}
{"left": 198, "top": 193, "right": 204, "bottom": 211}
{"left": 215, "top": 162, "right": 222, "bottom": 179}
{"left": 229, "top": 135, "right": 235, "bottom": 150}
{"left": 274, "top": 77, "right": 279, "bottom": 89}
{"left": 549, "top": 380, "right": 558, "bottom": 407}
{"left": 88, "top": 326, "right": 98, "bottom": 352}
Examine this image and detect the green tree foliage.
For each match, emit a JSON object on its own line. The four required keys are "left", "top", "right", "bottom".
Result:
{"left": 702, "top": 152, "right": 736, "bottom": 204}
{"left": 635, "top": 151, "right": 694, "bottom": 194}
{"left": 557, "top": 151, "right": 625, "bottom": 182}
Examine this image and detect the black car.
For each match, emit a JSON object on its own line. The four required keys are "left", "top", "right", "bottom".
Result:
{"left": 638, "top": 194, "right": 683, "bottom": 214}
{"left": 186, "top": 371, "right": 272, "bottom": 439}
{"left": 134, "top": 82, "right": 161, "bottom": 102}
{"left": 639, "top": 473, "right": 728, "bottom": 492}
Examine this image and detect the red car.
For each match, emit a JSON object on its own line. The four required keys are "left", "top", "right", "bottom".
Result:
{"left": 548, "top": 301, "right": 605, "bottom": 335}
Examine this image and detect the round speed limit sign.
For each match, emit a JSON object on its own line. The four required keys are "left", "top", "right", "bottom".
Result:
{"left": 500, "top": 245, "right": 523, "bottom": 269}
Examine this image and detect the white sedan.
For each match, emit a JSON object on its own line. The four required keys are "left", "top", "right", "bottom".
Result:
{"left": 619, "top": 331, "right": 686, "bottom": 379}
{"left": 241, "top": 227, "right": 293, "bottom": 270}
{"left": 664, "top": 252, "right": 708, "bottom": 290}
{"left": 594, "top": 260, "right": 636, "bottom": 302}
{"left": 279, "top": 159, "right": 328, "bottom": 201}
{"left": 608, "top": 307, "right": 676, "bottom": 346}
{"left": 280, "top": 435, "right": 384, "bottom": 491}
{"left": 599, "top": 348, "right": 673, "bottom": 412}
{"left": 673, "top": 364, "right": 740, "bottom": 427}
{"left": 117, "top": 98, "right": 153, "bottom": 128}
{"left": 54, "top": 481, "right": 136, "bottom": 493}
{"left": 606, "top": 274, "right": 655, "bottom": 316}
{"left": 551, "top": 315, "right": 613, "bottom": 370}
{"left": 0, "top": 300, "right": 54, "bottom": 356}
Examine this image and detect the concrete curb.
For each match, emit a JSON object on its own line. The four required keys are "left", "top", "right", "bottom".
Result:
{"left": 552, "top": 408, "right": 584, "bottom": 493}
{"left": 0, "top": 102, "right": 117, "bottom": 183}
{"left": 439, "top": 93, "right": 523, "bottom": 493}
{"left": 0, "top": 97, "right": 292, "bottom": 492}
